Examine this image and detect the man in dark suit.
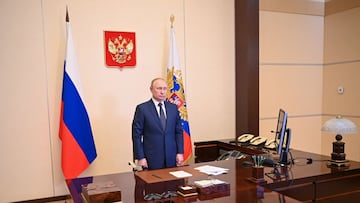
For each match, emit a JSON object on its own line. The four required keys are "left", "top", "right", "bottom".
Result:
{"left": 132, "top": 78, "right": 184, "bottom": 170}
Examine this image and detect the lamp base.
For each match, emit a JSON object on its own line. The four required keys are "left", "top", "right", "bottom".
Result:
{"left": 327, "top": 159, "right": 350, "bottom": 167}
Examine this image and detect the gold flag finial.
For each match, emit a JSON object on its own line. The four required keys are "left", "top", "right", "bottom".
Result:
{"left": 170, "top": 15, "right": 175, "bottom": 28}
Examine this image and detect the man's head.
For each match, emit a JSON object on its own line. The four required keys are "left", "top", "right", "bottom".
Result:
{"left": 150, "top": 78, "right": 167, "bottom": 102}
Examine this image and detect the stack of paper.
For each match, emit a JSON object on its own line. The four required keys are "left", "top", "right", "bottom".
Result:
{"left": 169, "top": 170, "right": 193, "bottom": 178}
{"left": 194, "top": 165, "right": 229, "bottom": 175}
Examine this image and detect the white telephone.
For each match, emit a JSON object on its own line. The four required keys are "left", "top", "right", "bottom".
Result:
{"left": 249, "top": 136, "right": 267, "bottom": 146}
{"left": 264, "top": 139, "right": 276, "bottom": 149}
{"left": 237, "top": 134, "right": 254, "bottom": 143}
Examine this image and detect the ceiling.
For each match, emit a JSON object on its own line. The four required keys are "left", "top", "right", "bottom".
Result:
{"left": 260, "top": 0, "right": 360, "bottom": 16}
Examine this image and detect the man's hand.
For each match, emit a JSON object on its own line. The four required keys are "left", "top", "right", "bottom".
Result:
{"left": 138, "top": 158, "right": 148, "bottom": 169}
{"left": 176, "top": 154, "right": 184, "bottom": 166}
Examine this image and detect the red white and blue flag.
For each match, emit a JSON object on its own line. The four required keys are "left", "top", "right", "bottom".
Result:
{"left": 166, "top": 25, "right": 192, "bottom": 163}
{"left": 59, "top": 11, "right": 97, "bottom": 179}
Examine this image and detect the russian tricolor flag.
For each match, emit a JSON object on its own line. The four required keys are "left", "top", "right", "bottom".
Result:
{"left": 59, "top": 11, "right": 97, "bottom": 180}
{"left": 166, "top": 22, "right": 193, "bottom": 163}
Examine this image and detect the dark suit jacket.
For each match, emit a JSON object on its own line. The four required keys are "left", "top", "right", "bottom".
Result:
{"left": 132, "top": 99, "right": 184, "bottom": 169}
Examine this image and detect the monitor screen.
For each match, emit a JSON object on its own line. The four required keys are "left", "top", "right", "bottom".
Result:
{"left": 275, "top": 109, "right": 288, "bottom": 155}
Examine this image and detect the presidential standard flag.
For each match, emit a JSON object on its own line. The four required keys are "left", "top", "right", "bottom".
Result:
{"left": 166, "top": 25, "right": 192, "bottom": 163}
{"left": 59, "top": 11, "right": 97, "bottom": 179}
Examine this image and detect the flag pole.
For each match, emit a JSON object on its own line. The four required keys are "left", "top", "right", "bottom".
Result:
{"left": 66, "top": 6, "right": 69, "bottom": 22}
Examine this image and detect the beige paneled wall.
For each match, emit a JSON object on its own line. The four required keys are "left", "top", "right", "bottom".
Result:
{"left": 324, "top": 8, "right": 360, "bottom": 63}
{"left": 1, "top": 0, "right": 358, "bottom": 201}
{"left": 322, "top": 7, "right": 360, "bottom": 162}
{"left": 184, "top": 0, "right": 235, "bottom": 142}
{"left": 0, "top": 0, "right": 235, "bottom": 202}
{"left": 259, "top": 11, "right": 324, "bottom": 153}
{"left": 0, "top": 0, "right": 54, "bottom": 202}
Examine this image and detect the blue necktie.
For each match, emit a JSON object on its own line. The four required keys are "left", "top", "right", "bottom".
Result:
{"left": 158, "top": 103, "right": 166, "bottom": 130}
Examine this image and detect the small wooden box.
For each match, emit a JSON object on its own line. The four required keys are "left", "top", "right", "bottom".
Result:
{"left": 196, "top": 182, "right": 230, "bottom": 195}
{"left": 196, "top": 183, "right": 230, "bottom": 200}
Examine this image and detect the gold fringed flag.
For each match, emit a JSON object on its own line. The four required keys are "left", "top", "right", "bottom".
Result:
{"left": 166, "top": 17, "right": 192, "bottom": 163}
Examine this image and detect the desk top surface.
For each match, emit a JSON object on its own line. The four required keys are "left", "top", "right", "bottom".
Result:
{"left": 67, "top": 144, "right": 360, "bottom": 203}
{"left": 68, "top": 160, "right": 300, "bottom": 203}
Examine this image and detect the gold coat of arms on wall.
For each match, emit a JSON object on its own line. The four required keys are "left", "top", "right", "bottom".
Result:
{"left": 104, "top": 31, "right": 136, "bottom": 68}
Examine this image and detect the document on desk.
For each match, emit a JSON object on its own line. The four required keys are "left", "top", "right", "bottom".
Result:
{"left": 194, "top": 165, "right": 229, "bottom": 175}
{"left": 194, "top": 179, "right": 226, "bottom": 188}
{"left": 169, "top": 170, "right": 192, "bottom": 178}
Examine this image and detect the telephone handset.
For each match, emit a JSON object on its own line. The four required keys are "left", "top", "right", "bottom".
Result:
{"left": 264, "top": 139, "right": 276, "bottom": 149}
{"left": 249, "top": 136, "right": 267, "bottom": 146}
{"left": 216, "top": 150, "right": 244, "bottom": 161}
{"left": 237, "top": 134, "right": 254, "bottom": 143}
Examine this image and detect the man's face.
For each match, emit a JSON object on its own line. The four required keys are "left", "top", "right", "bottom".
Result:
{"left": 151, "top": 79, "right": 167, "bottom": 102}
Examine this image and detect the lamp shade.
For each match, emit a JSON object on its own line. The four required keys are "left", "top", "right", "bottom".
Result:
{"left": 321, "top": 116, "right": 358, "bottom": 134}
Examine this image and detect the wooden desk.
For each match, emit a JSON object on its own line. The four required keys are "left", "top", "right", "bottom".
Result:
{"left": 67, "top": 140, "right": 360, "bottom": 203}
{"left": 67, "top": 159, "right": 301, "bottom": 203}
{"left": 195, "top": 140, "right": 360, "bottom": 202}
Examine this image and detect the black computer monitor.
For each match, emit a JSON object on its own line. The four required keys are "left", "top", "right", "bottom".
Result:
{"left": 275, "top": 109, "right": 291, "bottom": 165}
{"left": 275, "top": 109, "right": 287, "bottom": 154}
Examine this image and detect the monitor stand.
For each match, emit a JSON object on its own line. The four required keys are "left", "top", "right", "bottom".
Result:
{"left": 278, "top": 128, "right": 291, "bottom": 166}
{"left": 265, "top": 165, "right": 290, "bottom": 181}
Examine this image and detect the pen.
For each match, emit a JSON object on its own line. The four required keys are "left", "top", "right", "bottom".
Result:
{"left": 152, "top": 174, "right": 162, "bottom": 179}
{"left": 179, "top": 164, "right": 190, "bottom": 167}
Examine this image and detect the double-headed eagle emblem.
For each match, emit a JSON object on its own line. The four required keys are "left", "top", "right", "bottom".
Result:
{"left": 105, "top": 31, "right": 136, "bottom": 68}
{"left": 107, "top": 35, "right": 134, "bottom": 64}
